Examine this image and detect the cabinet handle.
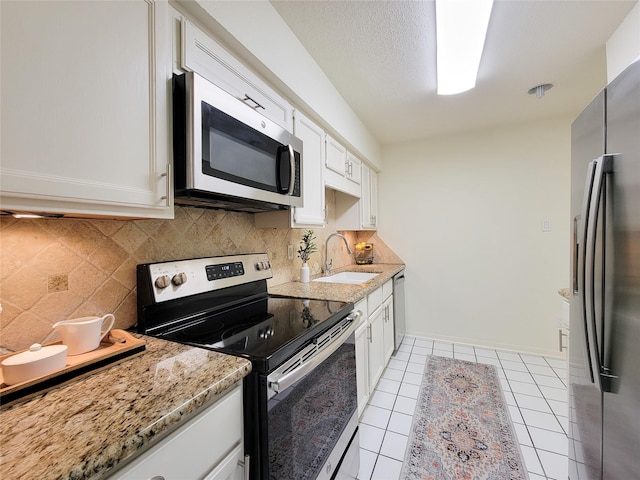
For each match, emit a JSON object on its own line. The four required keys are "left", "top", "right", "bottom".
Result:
{"left": 159, "top": 163, "right": 171, "bottom": 206}
{"left": 367, "top": 324, "right": 372, "bottom": 343}
{"left": 558, "top": 329, "right": 568, "bottom": 352}
{"left": 148, "top": 477, "right": 165, "bottom": 480}
{"left": 239, "top": 454, "right": 250, "bottom": 480}
{"left": 242, "top": 94, "right": 265, "bottom": 110}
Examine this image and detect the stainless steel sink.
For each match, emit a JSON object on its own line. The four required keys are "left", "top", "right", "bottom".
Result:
{"left": 312, "top": 271, "right": 379, "bottom": 284}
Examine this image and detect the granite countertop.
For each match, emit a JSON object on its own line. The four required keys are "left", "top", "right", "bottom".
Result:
{"left": 268, "top": 263, "right": 405, "bottom": 303}
{"left": 0, "top": 263, "right": 403, "bottom": 480}
{"left": 558, "top": 288, "right": 570, "bottom": 301}
{"left": 0, "top": 335, "right": 251, "bottom": 480}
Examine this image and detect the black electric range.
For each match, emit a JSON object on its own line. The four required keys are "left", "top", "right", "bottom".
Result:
{"left": 136, "top": 253, "right": 360, "bottom": 480}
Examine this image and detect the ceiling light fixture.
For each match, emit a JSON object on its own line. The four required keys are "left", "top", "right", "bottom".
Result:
{"left": 528, "top": 83, "right": 554, "bottom": 99}
{"left": 435, "top": 0, "right": 494, "bottom": 95}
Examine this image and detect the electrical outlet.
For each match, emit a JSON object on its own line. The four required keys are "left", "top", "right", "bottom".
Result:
{"left": 542, "top": 220, "right": 552, "bottom": 232}
{"left": 287, "top": 244, "right": 294, "bottom": 260}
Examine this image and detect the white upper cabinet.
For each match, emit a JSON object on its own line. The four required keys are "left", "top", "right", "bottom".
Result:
{"left": 325, "top": 135, "right": 348, "bottom": 177}
{"left": 346, "top": 151, "right": 362, "bottom": 185}
{"left": 324, "top": 135, "right": 361, "bottom": 198}
{"left": 335, "top": 161, "right": 379, "bottom": 230}
{"left": 254, "top": 110, "right": 326, "bottom": 228}
{"left": 291, "top": 111, "right": 326, "bottom": 226}
{"left": 0, "top": 0, "right": 173, "bottom": 219}
{"left": 181, "top": 19, "right": 293, "bottom": 132}
{"left": 360, "top": 164, "right": 379, "bottom": 229}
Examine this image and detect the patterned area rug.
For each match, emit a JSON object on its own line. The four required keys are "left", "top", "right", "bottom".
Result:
{"left": 401, "top": 356, "right": 529, "bottom": 480}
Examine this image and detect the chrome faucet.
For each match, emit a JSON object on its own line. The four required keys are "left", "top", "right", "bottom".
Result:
{"left": 324, "top": 233, "right": 353, "bottom": 274}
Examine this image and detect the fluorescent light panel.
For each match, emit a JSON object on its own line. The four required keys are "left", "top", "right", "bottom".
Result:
{"left": 436, "top": 0, "right": 494, "bottom": 95}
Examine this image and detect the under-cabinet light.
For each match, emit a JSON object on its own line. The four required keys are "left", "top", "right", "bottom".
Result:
{"left": 13, "top": 213, "right": 44, "bottom": 219}
{"left": 436, "top": 0, "right": 494, "bottom": 95}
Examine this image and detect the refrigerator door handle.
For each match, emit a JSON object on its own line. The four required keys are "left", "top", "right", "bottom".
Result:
{"left": 572, "top": 215, "right": 580, "bottom": 295}
{"left": 583, "top": 155, "right": 615, "bottom": 392}
{"left": 580, "top": 159, "right": 599, "bottom": 387}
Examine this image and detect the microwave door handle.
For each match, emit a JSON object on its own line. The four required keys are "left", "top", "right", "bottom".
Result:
{"left": 287, "top": 144, "right": 295, "bottom": 195}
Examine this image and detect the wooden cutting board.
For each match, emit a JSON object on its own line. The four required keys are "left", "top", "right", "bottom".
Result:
{"left": 0, "top": 329, "right": 145, "bottom": 408}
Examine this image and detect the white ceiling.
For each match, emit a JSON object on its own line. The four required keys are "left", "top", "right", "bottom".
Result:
{"left": 270, "top": 0, "right": 636, "bottom": 145}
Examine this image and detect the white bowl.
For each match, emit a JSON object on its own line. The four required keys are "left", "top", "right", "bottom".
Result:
{"left": 2, "top": 343, "right": 68, "bottom": 386}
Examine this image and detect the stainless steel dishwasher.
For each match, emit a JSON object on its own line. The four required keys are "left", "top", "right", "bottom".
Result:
{"left": 393, "top": 270, "right": 406, "bottom": 350}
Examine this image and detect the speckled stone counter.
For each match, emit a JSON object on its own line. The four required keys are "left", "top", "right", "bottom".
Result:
{"left": 268, "top": 263, "right": 405, "bottom": 303}
{"left": 558, "top": 288, "right": 570, "bottom": 301}
{"left": 0, "top": 335, "right": 251, "bottom": 480}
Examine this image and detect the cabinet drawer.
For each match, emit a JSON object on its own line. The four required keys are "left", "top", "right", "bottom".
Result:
{"left": 382, "top": 280, "right": 393, "bottom": 301}
{"left": 109, "top": 385, "right": 242, "bottom": 480}
{"left": 354, "top": 298, "right": 368, "bottom": 326}
{"left": 367, "top": 286, "right": 383, "bottom": 313}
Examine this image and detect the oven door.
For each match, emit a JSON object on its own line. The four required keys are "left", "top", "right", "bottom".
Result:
{"left": 184, "top": 72, "right": 302, "bottom": 208}
{"left": 264, "top": 314, "right": 360, "bottom": 480}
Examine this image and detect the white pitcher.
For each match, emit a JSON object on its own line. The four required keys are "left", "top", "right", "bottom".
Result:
{"left": 52, "top": 314, "right": 115, "bottom": 356}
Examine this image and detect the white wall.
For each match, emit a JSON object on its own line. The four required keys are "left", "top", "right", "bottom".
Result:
{"left": 606, "top": 1, "right": 640, "bottom": 82}
{"left": 378, "top": 117, "right": 572, "bottom": 355}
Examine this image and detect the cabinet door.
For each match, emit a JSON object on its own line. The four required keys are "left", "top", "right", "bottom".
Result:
{"left": 182, "top": 20, "right": 293, "bottom": 131}
{"left": 369, "top": 169, "right": 379, "bottom": 228}
{"left": 0, "top": 0, "right": 172, "bottom": 219}
{"left": 360, "top": 164, "right": 373, "bottom": 228}
{"left": 325, "top": 134, "right": 348, "bottom": 176}
{"left": 203, "top": 444, "right": 245, "bottom": 480}
{"left": 355, "top": 321, "right": 370, "bottom": 418}
{"left": 383, "top": 297, "right": 395, "bottom": 365}
{"left": 368, "top": 306, "right": 385, "bottom": 392}
{"left": 346, "top": 152, "right": 362, "bottom": 185}
{"left": 292, "top": 111, "right": 325, "bottom": 226}
{"left": 109, "top": 386, "right": 243, "bottom": 480}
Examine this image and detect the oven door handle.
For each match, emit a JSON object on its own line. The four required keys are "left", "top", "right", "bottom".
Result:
{"left": 269, "top": 311, "right": 360, "bottom": 395}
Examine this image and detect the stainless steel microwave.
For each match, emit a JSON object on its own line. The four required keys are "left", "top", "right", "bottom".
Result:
{"left": 173, "top": 72, "right": 303, "bottom": 213}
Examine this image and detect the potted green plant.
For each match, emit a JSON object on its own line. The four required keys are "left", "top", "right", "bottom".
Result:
{"left": 297, "top": 230, "right": 317, "bottom": 283}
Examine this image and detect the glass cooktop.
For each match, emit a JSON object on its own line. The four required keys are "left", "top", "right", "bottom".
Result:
{"left": 155, "top": 296, "right": 352, "bottom": 372}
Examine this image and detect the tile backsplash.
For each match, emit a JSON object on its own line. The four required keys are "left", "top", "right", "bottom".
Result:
{"left": 0, "top": 194, "right": 401, "bottom": 352}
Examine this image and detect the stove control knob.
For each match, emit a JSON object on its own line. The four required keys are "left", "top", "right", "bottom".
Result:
{"left": 172, "top": 272, "right": 188, "bottom": 286}
{"left": 154, "top": 275, "right": 171, "bottom": 289}
{"left": 256, "top": 262, "right": 265, "bottom": 271}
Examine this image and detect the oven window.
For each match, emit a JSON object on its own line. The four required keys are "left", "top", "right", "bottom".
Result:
{"left": 267, "top": 339, "right": 357, "bottom": 480}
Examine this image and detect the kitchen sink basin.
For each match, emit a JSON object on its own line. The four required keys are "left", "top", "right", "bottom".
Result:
{"left": 312, "top": 271, "right": 379, "bottom": 284}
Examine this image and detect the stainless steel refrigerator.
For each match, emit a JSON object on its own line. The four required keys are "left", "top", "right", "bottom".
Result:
{"left": 569, "top": 58, "right": 640, "bottom": 480}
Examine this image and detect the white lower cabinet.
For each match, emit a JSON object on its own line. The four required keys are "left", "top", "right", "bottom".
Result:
{"left": 355, "top": 280, "right": 396, "bottom": 413}
{"left": 0, "top": 0, "right": 173, "bottom": 219}
{"left": 354, "top": 299, "right": 369, "bottom": 417}
{"left": 108, "top": 384, "right": 244, "bottom": 480}
{"left": 383, "top": 296, "right": 395, "bottom": 366}
{"left": 367, "top": 305, "right": 386, "bottom": 393}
